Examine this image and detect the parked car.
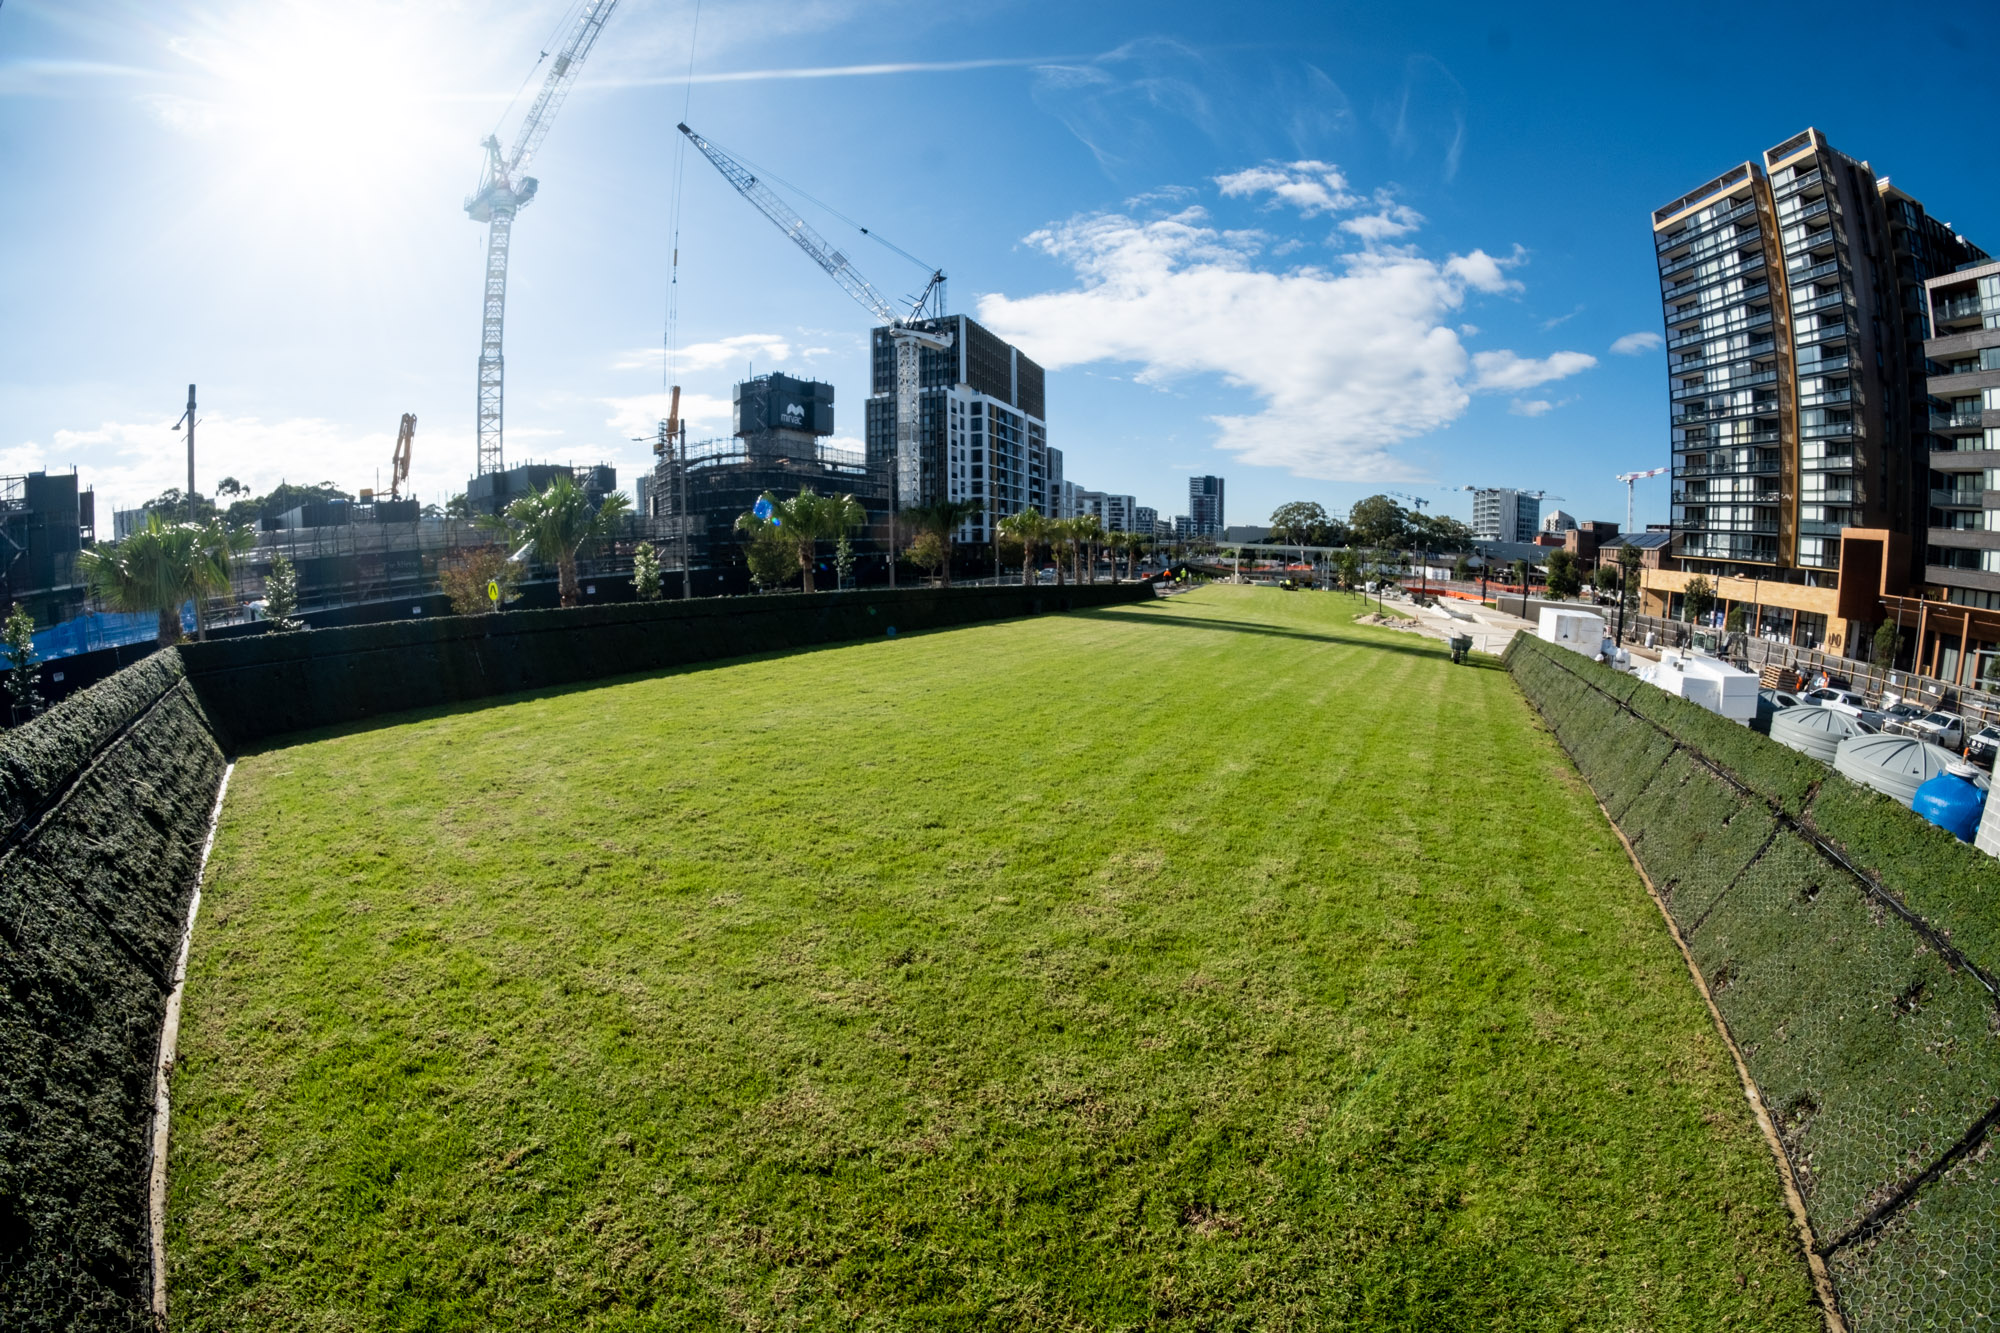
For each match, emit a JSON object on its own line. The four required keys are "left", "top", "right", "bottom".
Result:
{"left": 1965, "top": 725, "right": 2000, "bottom": 770}
{"left": 1874, "top": 701, "right": 1929, "bottom": 734}
{"left": 1804, "top": 687, "right": 1868, "bottom": 715}
{"left": 1907, "top": 712, "right": 1967, "bottom": 750}
{"left": 1765, "top": 689, "right": 1801, "bottom": 710}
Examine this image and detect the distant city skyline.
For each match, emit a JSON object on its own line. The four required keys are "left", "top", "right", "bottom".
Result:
{"left": 2, "top": 1, "right": 1996, "bottom": 533}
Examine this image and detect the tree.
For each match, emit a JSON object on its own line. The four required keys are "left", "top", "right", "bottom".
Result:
{"left": 192, "top": 519, "right": 255, "bottom": 638}
{"left": 1269, "top": 501, "right": 1330, "bottom": 547}
{"left": 1618, "top": 543, "right": 1643, "bottom": 623}
{"left": 1409, "top": 512, "right": 1475, "bottom": 552}
{"left": 742, "top": 524, "right": 796, "bottom": 591}
{"left": 1682, "top": 575, "right": 1715, "bottom": 625}
{"left": 4, "top": 603, "right": 42, "bottom": 720}
{"left": 1335, "top": 548, "right": 1363, "bottom": 590}
{"left": 439, "top": 545, "right": 517, "bottom": 615}
{"left": 1125, "top": 532, "right": 1147, "bottom": 581}
{"left": 216, "top": 476, "right": 247, "bottom": 499}
{"left": 445, "top": 493, "right": 472, "bottom": 520}
{"left": 734, "top": 487, "right": 867, "bottom": 594}
{"left": 1347, "top": 495, "right": 1409, "bottom": 549}
{"left": 1591, "top": 563, "right": 1622, "bottom": 599}
{"left": 504, "top": 475, "right": 632, "bottom": 606}
{"left": 835, "top": 534, "right": 856, "bottom": 590}
{"left": 1511, "top": 559, "right": 1531, "bottom": 591}
{"left": 1543, "top": 549, "right": 1582, "bottom": 600}
{"left": 631, "top": 541, "right": 663, "bottom": 601}
{"left": 78, "top": 514, "right": 242, "bottom": 646}
{"left": 1072, "top": 514, "right": 1105, "bottom": 583}
{"left": 263, "top": 552, "right": 304, "bottom": 632}
{"left": 1873, "top": 619, "right": 1901, "bottom": 669}
{"left": 1452, "top": 553, "right": 1473, "bottom": 581}
{"left": 906, "top": 530, "right": 948, "bottom": 582}
{"left": 1045, "top": 517, "right": 1076, "bottom": 585}
{"left": 998, "top": 508, "right": 1047, "bottom": 586}
{"left": 901, "top": 499, "right": 982, "bottom": 588}
{"left": 1725, "top": 603, "right": 1746, "bottom": 633}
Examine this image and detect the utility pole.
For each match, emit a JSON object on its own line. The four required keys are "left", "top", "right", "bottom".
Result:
{"left": 677, "top": 420, "right": 691, "bottom": 600}
{"left": 174, "top": 384, "right": 198, "bottom": 523}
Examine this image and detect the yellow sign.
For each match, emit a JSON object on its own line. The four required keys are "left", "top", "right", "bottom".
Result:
{"left": 486, "top": 580, "right": 500, "bottom": 603}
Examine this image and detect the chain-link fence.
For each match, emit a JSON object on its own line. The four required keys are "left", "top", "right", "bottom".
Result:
{"left": 1510, "top": 634, "right": 2000, "bottom": 1331}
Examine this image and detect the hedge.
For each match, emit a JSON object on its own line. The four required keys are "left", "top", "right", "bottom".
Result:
{"left": 177, "top": 581, "right": 1152, "bottom": 749}
{"left": 0, "top": 651, "right": 226, "bottom": 1333}
{"left": 1507, "top": 633, "right": 2000, "bottom": 1331}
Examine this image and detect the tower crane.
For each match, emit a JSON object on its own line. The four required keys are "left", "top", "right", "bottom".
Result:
{"left": 465, "top": 0, "right": 620, "bottom": 478}
{"left": 676, "top": 122, "right": 953, "bottom": 537}
{"left": 1387, "top": 491, "right": 1431, "bottom": 511}
{"left": 1614, "top": 466, "right": 1668, "bottom": 533}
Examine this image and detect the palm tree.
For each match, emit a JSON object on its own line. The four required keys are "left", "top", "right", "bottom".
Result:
{"left": 78, "top": 513, "right": 247, "bottom": 646}
{"left": 1072, "top": 514, "right": 1105, "bottom": 584}
{"left": 998, "top": 508, "right": 1047, "bottom": 586}
{"left": 1125, "top": 532, "right": 1147, "bottom": 581}
{"left": 735, "top": 486, "right": 866, "bottom": 594}
{"left": 504, "top": 474, "right": 632, "bottom": 606}
{"left": 1045, "top": 517, "right": 1075, "bottom": 585}
{"left": 901, "top": 499, "right": 983, "bottom": 587}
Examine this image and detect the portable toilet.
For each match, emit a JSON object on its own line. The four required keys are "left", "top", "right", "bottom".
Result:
{"left": 1537, "top": 607, "right": 1608, "bottom": 659}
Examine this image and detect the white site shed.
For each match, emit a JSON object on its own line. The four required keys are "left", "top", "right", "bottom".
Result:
{"left": 1654, "top": 649, "right": 1759, "bottom": 726}
{"left": 1537, "top": 607, "right": 1608, "bottom": 658}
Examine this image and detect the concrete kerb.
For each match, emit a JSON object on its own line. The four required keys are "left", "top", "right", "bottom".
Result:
{"left": 146, "top": 760, "right": 234, "bottom": 1333}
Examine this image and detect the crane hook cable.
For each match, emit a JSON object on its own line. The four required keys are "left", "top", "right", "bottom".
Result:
{"left": 664, "top": 0, "right": 703, "bottom": 393}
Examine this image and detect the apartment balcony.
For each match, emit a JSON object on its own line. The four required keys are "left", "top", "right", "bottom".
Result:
{"left": 1661, "top": 252, "right": 1768, "bottom": 299}
{"left": 1931, "top": 410, "right": 1990, "bottom": 432}
{"left": 1800, "top": 419, "right": 1858, "bottom": 441}
{"left": 1779, "top": 196, "right": 1832, "bottom": 227}
{"left": 1656, "top": 198, "right": 1760, "bottom": 253}
{"left": 1674, "top": 489, "right": 1780, "bottom": 506}
{"left": 1791, "top": 289, "right": 1849, "bottom": 316}
{"left": 1668, "top": 308, "right": 1773, "bottom": 350}
{"left": 1932, "top": 448, "right": 2000, "bottom": 471}
{"left": 1772, "top": 167, "right": 1823, "bottom": 198}
{"left": 1797, "top": 352, "right": 1850, "bottom": 376}
{"left": 1784, "top": 226, "right": 1836, "bottom": 255}
{"left": 1932, "top": 488, "right": 1986, "bottom": 509}
{"left": 1797, "top": 519, "right": 1852, "bottom": 538}
{"left": 1799, "top": 387, "right": 1854, "bottom": 409}
{"left": 1660, "top": 240, "right": 1764, "bottom": 281}
{"left": 1674, "top": 458, "right": 1781, "bottom": 478}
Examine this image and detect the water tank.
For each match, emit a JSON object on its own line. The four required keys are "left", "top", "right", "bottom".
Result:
{"left": 1769, "top": 705, "right": 1862, "bottom": 764}
{"left": 1912, "top": 769, "right": 1987, "bottom": 842}
{"left": 1833, "top": 734, "right": 1983, "bottom": 808}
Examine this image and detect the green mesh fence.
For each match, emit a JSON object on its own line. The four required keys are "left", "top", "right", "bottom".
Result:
{"left": 1507, "top": 633, "right": 2000, "bottom": 1332}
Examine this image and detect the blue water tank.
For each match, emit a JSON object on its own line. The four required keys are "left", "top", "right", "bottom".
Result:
{"left": 1912, "top": 771, "right": 1987, "bottom": 843}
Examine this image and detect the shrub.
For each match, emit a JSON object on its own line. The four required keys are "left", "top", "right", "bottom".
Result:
{"left": 439, "top": 545, "right": 516, "bottom": 615}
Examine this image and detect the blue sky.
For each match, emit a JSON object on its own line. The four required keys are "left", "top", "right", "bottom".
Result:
{"left": 3, "top": 0, "right": 1996, "bottom": 532}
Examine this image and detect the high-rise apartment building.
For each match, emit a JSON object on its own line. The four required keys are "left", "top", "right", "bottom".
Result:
{"left": 1135, "top": 505, "right": 1159, "bottom": 538}
{"left": 1189, "top": 475, "right": 1225, "bottom": 537}
{"left": 1916, "top": 261, "right": 2000, "bottom": 683}
{"left": 866, "top": 315, "right": 1050, "bottom": 544}
{"left": 1653, "top": 129, "right": 1983, "bottom": 591}
{"left": 1637, "top": 130, "right": 1987, "bottom": 653}
{"left": 1471, "top": 488, "right": 1540, "bottom": 543}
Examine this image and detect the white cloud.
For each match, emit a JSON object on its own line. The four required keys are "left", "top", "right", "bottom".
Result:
{"left": 1510, "top": 399, "right": 1555, "bottom": 417}
{"left": 600, "top": 391, "right": 734, "bottom": 444}
{"left": 1611, "top": 331, "right": 1664, "bottom": 355}
{"left": 1215, "top": 160, "right": 1359, "bottom": 217}
{"left": 1471, "top": 349, "right": 1598, "bottom": 391}
{"left": 977, "top": 205, "right": 1594, "bottom": 480}
{"left": 1341, "top": 202, "right": 1424, "bottom": 241}
{"left": 13, "top": 413, "right": 475, "bottom": 516}
{"left": 616, "top": 333, "right": 792, "bottom": 374}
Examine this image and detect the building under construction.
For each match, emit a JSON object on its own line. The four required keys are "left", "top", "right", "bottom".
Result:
{"left": 466, "top": 461, "right": 619, "bottom": 517}
{"left": 650, "top": 373, "right": 890, "bottom": 589}
{"left": 0, "top": 470, "right": 96, "bottom": 626}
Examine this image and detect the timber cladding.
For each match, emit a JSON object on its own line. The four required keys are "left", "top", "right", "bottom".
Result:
{"left": 1506, "top": 633, "right": 2000, "bottom": 1331}
{"left": 0, "top": 582, "right": 1149, "bottom": 1331}
{"left": 176, "top": 582, "right": 1152, "bottom": 749}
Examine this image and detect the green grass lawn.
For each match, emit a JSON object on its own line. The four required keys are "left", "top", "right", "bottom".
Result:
{"left": 167, "top": 586, "right": 1820, "bottom": 1330}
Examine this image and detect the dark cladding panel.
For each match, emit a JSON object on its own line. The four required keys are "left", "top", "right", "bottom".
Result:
{"left": 1017, "top": 353, "right": 1046, "bottom": 421}
{"left": 964, "top": 319, "right": 1013, "bottom": 404}
{"left": 736, "top": 373, "right": 835, "bottom": 437}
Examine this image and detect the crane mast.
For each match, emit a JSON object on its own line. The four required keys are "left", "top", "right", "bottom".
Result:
{"left": 465, "top": 0, "right": 620, "bottom": 478}
{"left": 676, "top": 122, "right": 953, "bottom": 516}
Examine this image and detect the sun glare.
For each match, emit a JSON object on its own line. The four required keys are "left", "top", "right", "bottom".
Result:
{"left": 165, "top": 3, "right": 460, "bottom": 204}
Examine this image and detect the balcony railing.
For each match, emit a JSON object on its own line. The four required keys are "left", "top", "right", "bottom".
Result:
{"left": 1936, "top": 296, "right": 1987, "bottom": 322}
{"left": 1657, "top": 198, "right": 1760, "bottom": 252}
{"left": 1668, "top": 308, "right": 1773, "bottom": 350}
{"left": 1675, "top": 489, "right": 1780, "bottom": 506}
{"left": 1772, "top": 167, "right": 1823, "bottom": 198}
{"left": 1932, "top": 411, "right": 1988, "bottom": 430}
{"left": 1791, "top": 289, "right": 1848, "bottom": 315}
{"left": 1785, "top": 257, "right": 1840, "bottom": 285}
{"left": 1799, "top": 388, "right": 1854, "bottom": 408}
{"left": 1796, "top": 352, "right": 1850, "bottom": 375}
{"left": 1675, "top": 458, "right": 1781, "bottom": 477}
{"left": 1800, "top": 420, "right": 1857, "bottom": 440}
{"left": 1779, "top": 196, "right": 1832, "bottom": 226}
{"left": 1662, "top": 251, "right": 1766, "bottom": 296}
{"left": 1933, "top": 489, "right": 1985, "bottom": 508}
